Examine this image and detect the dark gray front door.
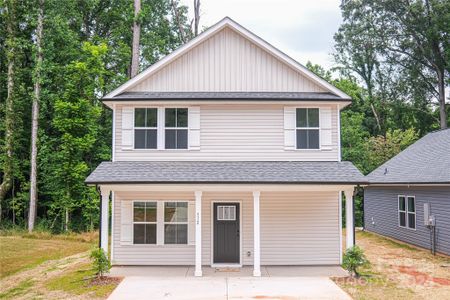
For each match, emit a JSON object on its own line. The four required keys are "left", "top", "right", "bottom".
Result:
{"left": 213, "top": 203, "right": 240, "bottom": 264}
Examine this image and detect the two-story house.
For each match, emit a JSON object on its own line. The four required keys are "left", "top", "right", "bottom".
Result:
{"left": 86, "top": 17, "right": 365, "bottom": 277}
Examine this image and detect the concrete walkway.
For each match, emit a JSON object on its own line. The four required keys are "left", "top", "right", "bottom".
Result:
{"left": 108, "top": 276, "right": 352, "bottom": 300}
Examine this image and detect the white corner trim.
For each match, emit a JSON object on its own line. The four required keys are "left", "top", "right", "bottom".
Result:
{"left": 104, "top": 17, "right": 351, "bottom": 100}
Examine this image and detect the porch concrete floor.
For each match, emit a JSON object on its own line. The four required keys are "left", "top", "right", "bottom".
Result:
{"left": 109, "top": 265, "right": 348, "bottom": 278}
{"left": 108, "top": 266, "right": 350, "bottom": 300}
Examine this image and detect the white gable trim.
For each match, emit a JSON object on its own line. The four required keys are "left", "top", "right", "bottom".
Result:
{"left": 105, "top": 17, "right": 351, "bottom": 100}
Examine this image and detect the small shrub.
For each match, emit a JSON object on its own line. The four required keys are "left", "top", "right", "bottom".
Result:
{"left": 90, "top": 248, "right": 111, "bottom": 278}
{"left": 342, "top": 245, "right": 369, "bottom": 277}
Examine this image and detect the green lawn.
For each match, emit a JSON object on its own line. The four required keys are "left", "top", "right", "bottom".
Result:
{"left": 0, "top": 235, "right": 92, "bottom": 278}
{"left": 45, "top": 263, "right": 119, "bottom": 298}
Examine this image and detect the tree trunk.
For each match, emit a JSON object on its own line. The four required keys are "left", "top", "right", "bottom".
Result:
{"left": 193, "top": 0, "right": 200, "bottom": 36}
{"left": 28, "top": 0, "right": 44, "bottom": 233}
{"left": 0, "top": 0, "right": 16, "bottom": 217}
{"left": 437, "top": 69, "right": 447, "bottom": 129}
{"left": 65, "top": 208, "right": 69, "bottom": 231}
{"left": 130, "top": 0, "right": 141, "bottom": 78}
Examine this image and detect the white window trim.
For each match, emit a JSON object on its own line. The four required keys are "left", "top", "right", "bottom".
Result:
{"left": 132, "top": 200, "right": 191, "bottom": 246}
{"left": 295, "top": 107, "right": 321, "bottom": 150}
{"left": 398, "top": 195, "right": 416, "bottom": 230}
{"left": 163, "top": 202, "right": 189, "bottom": 244}
{"left": 133, "top": 107, "right": 159, "bottom": 150}
{"left": 132, "top": 200, "right": 158, "bottom": 245}
{"left": 164, "top": 107, "right": 189, "bottom": 150}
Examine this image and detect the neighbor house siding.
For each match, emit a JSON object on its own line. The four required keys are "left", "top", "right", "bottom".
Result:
{"left": 129, "top": 28, "right": 326, "bottom": 93}
{"left": 114, "top": 104, "right": 339, "bottom": 161}
{"left": 112, "top": 191, "right": 340, "bottom": 265}
{"left": 364, "top": 186, "right": 450, "bottom": 255}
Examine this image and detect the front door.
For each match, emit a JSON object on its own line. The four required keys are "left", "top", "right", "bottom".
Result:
{"left": 213, "top": 203, "right": 240, "bottom": 264}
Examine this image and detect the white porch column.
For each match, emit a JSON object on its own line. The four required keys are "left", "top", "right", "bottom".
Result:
{"left": 344, "top": 190, "right": 354, "bottom": 249}
{"left": 100, "top": 187, "right": 110, "bottom": 254}
{"left": 194, "top": 191, "right": 202, "bottom": 277}
{"left": 253, "top": 191, "right": 261, "bottom": 277}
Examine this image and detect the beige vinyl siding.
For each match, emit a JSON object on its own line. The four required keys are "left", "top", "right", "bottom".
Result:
{"left": 112, "top": 190, "right": 339, "bottom": 266}
{"left": 114, "top": 104, "right": 339, "bottom": 161}
{"left": 129, "top": 28, "right": 326, "bottom": 93}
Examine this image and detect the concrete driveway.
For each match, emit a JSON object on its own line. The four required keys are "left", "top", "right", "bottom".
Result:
{"left": 108, "top": 276, "right": 351, "bottom": 300}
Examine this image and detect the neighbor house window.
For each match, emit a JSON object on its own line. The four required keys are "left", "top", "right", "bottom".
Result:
{"left": 133, "top": 201, "right": 157, "bottom": 244}
{"left": 398, "top": 195, "right": 415, "bottom": 229}
{"left": 164, "top": 202, "right": 188, "bottom": 244}
{"left": 134, "top": 108, "right": 157, "bottom": 149}
{"left": 296, "top": 108, "right": 319, "bottom": 149}
{"left": 165, "top": 108, "right": 188, "bottom": 149}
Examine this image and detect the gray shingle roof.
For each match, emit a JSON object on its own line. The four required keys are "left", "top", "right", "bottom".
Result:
{"left": 85, "top": 161, "right": 366, "bottom": 184}
{"left": 367, "top": 129, "right": 450, "bottom": 184}
{"left": 103, "top": 91, "right": 348, "bottom": 101}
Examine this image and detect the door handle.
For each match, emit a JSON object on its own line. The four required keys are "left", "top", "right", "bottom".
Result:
{"left": 237, "top": 229, "right": 240, "bottom": 237}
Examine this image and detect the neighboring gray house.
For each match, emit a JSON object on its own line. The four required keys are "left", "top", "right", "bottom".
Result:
{"left": 365, "top": 129, "right": 450, "bottom": 255}
{"left": 85, "top": 17, "right": 366, "bottom": 277}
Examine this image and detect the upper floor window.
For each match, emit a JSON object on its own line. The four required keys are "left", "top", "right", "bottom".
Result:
{"left": 398, "top": 195, "right": 415, "bottom": 229}
{"left": 165, "top": 108, "right": 188, "bottom": 149}
{"left": 296, "top": 108, "right": 319, "bottom": 149}
{"left": 134, "top": 108, "right": 157, "bottom": 149}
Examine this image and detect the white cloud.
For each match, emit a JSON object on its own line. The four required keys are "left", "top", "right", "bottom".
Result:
{"left": 180, "top": 0, "right": 343, "bottom": 69}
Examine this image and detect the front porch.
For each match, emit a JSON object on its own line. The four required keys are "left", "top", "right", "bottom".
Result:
{"left": 98, "top": 183, "right": 357, "bottom": 277}
{"left": 109, "top": 265, "right": 348, "bottom": 278}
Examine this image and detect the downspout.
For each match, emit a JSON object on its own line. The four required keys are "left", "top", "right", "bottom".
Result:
{"left": 97, "top": 185, "right": 101, "bottom": 249}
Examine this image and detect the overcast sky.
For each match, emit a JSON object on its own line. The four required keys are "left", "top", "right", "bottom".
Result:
{"left": 180, "top": 0, "right": 343, "bottom": 69}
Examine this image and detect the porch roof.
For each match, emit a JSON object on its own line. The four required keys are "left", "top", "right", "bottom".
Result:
{"left": 85, "top": 161, "right": 366, "bottom": 185}
{"left": 103, "top": 91, "right": 347, "bottom": 102}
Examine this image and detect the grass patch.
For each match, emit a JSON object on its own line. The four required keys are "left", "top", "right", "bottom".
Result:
{"left": 0, "top": 228, "right": 98, "bottom": 243}
{"left": 0, "top": 235, "right": 93, "bottom": 278}
{"left": 357, "top": 231, "right": 418, "bottom": 251}
{"left": 0, "top": 279, "right": 35, "bottom": 299}
{"left": 45, "top": 264, "right": 120, "bottom": 298}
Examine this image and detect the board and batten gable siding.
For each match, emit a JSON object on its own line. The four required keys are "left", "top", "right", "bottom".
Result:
{"left": 364, "top": 186, "right": 450, "bottom": 255}
{"left": 112, "top": 191, "right": 340, "bottom": 265}
{"left": 129, "top": 28, "right": 326, "bottom": 93}
{"left": 113, "top": 103, "right": 339, "bottom": 161}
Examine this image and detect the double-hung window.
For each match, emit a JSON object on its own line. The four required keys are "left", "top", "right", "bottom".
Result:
{"left": 165, "top": 108, "right": 188, "bottom": 149}
{"left": 133, "top": 201, "right": 157, "bottom": 244}
{"left": 164, "top": 202, "right": 188, "bottom": 244}
{"left": 296, "top": 108, "right": 320, "bottom": 149}
{"left": 134, "top": 108, "right": 158, "bottom": 149}
{"left": 398, "top": 195, "right": 415, "bottom": 229}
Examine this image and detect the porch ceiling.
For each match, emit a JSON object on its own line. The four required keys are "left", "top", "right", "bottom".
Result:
{"left": 86, "top": 161, "right": 366, "bottom": 185}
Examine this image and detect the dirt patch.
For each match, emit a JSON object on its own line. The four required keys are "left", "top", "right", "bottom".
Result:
{"left": 335, "top": 231, "right": 450, "bottom": 300}
{"left": 397, "top": 265, "right": 450, "bottom": 286}
{"left": 88, "top": 276, "right": 123, "bottom": 287}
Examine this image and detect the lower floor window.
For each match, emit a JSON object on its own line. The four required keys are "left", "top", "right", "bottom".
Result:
{"left": 134, "top": 224, "right": 157, "bottom": 244}
{"left": 398, "top": 195, "right": 415, "bottom": 229}
{"left": 133, "top": 201, "right": 188, "bottom": 245}
{"left": 164, "top": 224, "right": 188, "bottom": 244}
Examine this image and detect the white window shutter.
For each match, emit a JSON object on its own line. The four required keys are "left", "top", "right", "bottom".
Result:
{"left": 284, "top": 107, "right": 296, "bottom": 150}
{"left": 121, "top": 107, "right": 134, "bottom": 150}
{"left": 188, "top": 201, "right": 196, "bottom": 245}
{"left": 320, "top": 107, "right": 332, "bottom": 150}
{"left": 188, "top": 107, "right": 200, "bottom": 150}
{"left": 120, "top": 200, "right": 133, "bottom": 245}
